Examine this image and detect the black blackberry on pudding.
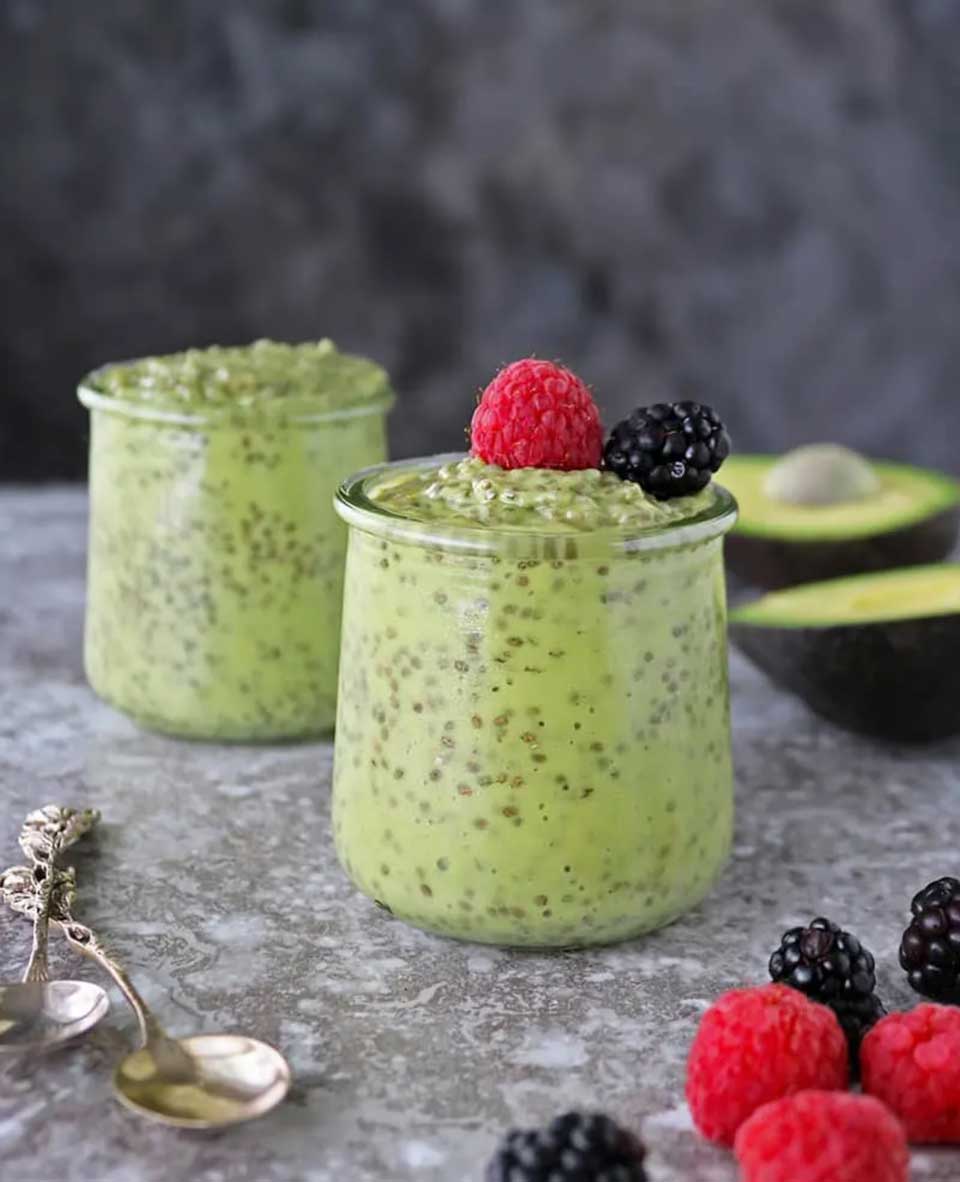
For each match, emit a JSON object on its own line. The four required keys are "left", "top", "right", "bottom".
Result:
{"left": 603, "top": 401, "right": 730, "bottom": 499}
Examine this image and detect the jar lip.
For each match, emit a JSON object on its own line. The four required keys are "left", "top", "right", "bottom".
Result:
{"left": 335, "top": 453, "right": 738, "bottom": 555}
{"left": 77, "top": 360, "right": 395, "bottom": 426}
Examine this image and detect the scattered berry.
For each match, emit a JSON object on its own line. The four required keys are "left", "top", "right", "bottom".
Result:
{"left": 603, "top": 401, "right": 730, "bottom": 499}
{"left": 686, "top": 984, "right": 848, "bottom": 1145}
{"left": 899, "top": 875, "right": 960, "bottom": 1000}
{"left": 734, "top": 1091, "right": 909, "bottom": 1182}
{"left": 831, "top": 994, "right": 888, "bottom": 1068}
{"left": 862, "top": 1003, "right": 960, "bottom": 1142}
{"left": 470, "top": 359, "right": 603, "bottom": 471}
{"left": 769, "top": 916, "right": 885, "bottom": 1065}
{"left": 485, "top": 1111, "right": 646, "bottom": 1182}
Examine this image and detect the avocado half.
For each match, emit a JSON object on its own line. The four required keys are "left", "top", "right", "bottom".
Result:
{"left": 722, "top": 454, "right": 960, "bottom": 589}
{"left": 730, "top": 564, "right": 960, "bottom": 742}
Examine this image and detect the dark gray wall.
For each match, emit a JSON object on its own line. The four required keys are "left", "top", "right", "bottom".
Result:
{"left": 3, "top": 0, "right": 960, "bottom": 481}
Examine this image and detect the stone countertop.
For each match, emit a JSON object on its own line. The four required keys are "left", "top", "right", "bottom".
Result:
{"left": 1, "top": 486, "right": 958, "bottom": 1181}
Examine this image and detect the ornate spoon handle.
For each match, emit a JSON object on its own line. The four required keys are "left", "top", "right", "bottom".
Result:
{"left": 16, "top": 806, "right": 99, "bottom": 984}
{"left": 51, "top": 884, "right": 196, "bottom": 1077}
{"left": 1, "top": 824, "right": 196, "bottom": 1081}
{"left": 0, "top": 858, "right": 162, "bottom": 1046}
{"left": 58, "top": 913, "right": 166, "bottom": 1048}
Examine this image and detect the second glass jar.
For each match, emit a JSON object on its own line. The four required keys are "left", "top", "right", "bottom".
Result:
{"left": 80, "top": 378, "right": 392, "bottom": 741}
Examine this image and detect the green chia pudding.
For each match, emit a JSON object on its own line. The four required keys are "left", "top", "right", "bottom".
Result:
{"left": 332, "top": 455, "right": 737, "bottom": 946}
{"left": 79, "top": 339, "right": 393, "bottom": 740}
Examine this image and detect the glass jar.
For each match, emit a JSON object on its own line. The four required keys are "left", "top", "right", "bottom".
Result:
{"left": 332, "top": 455, "right": 738, "bottom": 947}
{"left": 79, "top": 371, "right": 392, "bottom": 741}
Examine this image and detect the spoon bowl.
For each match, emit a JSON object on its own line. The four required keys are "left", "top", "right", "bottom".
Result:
{"left": 113, "top": 1033, "right": 291, "bottom": 1128}
{"left": 0, "top": 979, "right": 110, "bottom": 1053}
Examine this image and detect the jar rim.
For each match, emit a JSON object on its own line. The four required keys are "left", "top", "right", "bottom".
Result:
{"left": 77, "top": 360, "right": 395, "bottom": 427}
{"left": 335, "top": 453, "right": 738, "bottom": 556}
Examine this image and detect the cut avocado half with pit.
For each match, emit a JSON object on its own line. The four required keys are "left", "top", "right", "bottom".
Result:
{"left": 721, "top": 449, "right": 960, "bottom": 589}
{"left": 730, "top": 564, "right": 960, "bottom": 741}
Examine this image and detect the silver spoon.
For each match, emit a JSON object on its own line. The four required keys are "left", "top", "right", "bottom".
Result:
{"left": 0, "top": 806, "right": 109, "bottom": 1053}
{"left": 2, "top": 826, "right": 291, "bottom": 1128}
{"left": 61, "top": 895, "right": 290, "bottom": 1128}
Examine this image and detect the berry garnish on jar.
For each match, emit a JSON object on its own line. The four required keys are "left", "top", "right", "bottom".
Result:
{"left": 604, "top": 401, "right": 731, "bottom": 499}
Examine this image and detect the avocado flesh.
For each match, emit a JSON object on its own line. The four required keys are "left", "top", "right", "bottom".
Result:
{"left": 735, "top": 563, "right": 960, "bottom": 626}
{"left": 726, "top": 455, "right": 959, "bottom": 540}
{"left": 722, "top": 455, "right": 960, "bottom": 588}
{"left": 730, "top": 564, "right": 960, "bottom": 742}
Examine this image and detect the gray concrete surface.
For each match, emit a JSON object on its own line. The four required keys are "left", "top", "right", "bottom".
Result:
{"left": 1, "top": 486, "right": 958, "bottom": 1179}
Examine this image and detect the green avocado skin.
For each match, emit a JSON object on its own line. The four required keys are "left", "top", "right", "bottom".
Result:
{"left": 730, "top": 612, "right": 960, "bottom": 742}
{"left": 726, "top": 505, "right": 960, "bottom": 589}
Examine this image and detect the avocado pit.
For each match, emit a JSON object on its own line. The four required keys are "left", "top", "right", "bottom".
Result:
{"left": 763, "top": 444, "right": 881, "bottom": 507}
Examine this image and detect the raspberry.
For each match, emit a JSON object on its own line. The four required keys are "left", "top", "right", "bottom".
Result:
{"left": 470, "top": 359, "right": 603, "bottom": 470}
{"left": 862, "top": 1004, "right": 960, "bottom": 1142}
{"left": 686, "top": 984, "right": 849, "bottom": 1145}
{"left": 734, "top": 1091, "right": 909, "bottom": 1182}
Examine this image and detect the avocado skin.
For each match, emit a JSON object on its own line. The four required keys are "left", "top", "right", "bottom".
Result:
{"left": 726, "top": 504, "right": 960, "bottom": 590}
{"left": 731, "top": 612, "right": 960, "bottom": 741}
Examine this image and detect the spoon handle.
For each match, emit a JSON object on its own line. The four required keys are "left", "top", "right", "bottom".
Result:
{"left": 56, "top": 913, "right": 165, "bottom": 1047}
{"left": 17, "top": 806, "right": 99, "bottom": 985}
{"left": 0, "top": 856, "right": 165, "bottom": 1046}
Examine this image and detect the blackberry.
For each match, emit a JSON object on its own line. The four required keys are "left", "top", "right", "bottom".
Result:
{"left": 603, "top": 400, "right": 730, "bottom": 500}
{"left": 830, "top": 994, "right": 887, "bottom": 1061}
{"left": 769, "top": 917, "right": 885, "bottom": 1062}
{"left": 899, "top": 876, "right": 960, "bottom": 999}
{"left": 485, "top": 1111, "right": 647, "bottom": 1182}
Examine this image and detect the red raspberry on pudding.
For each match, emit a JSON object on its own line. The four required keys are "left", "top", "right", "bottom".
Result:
{"left": 470, "top": 358, "right": 603, "bottom": 470}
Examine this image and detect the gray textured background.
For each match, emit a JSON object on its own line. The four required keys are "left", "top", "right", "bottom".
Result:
{"left": 3, "top": 0, "right": 960, "bottom": 481}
